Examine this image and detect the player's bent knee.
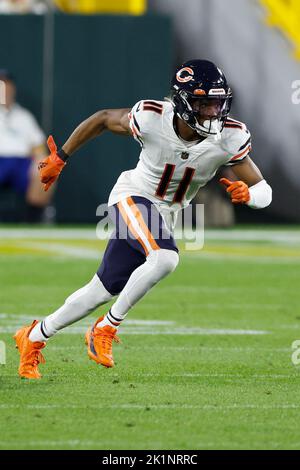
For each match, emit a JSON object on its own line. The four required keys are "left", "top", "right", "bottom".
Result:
{"left": 151, "top": 249, "right": 179, "bottom": 277}
{"left": 161, "top": 249, "right": 179, "bottom": 274}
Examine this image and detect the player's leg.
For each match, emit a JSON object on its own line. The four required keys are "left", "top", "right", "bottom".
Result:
{"left": 101, "top": 196, "right": 179, "bottom": 327}
{"left": 86, "top": 196, "right": 179, "bottom": 367}
{"left": 29, "top": 273, "right": 113, "bottom": 342}
{"left": 14, "top": 240, "right": 116, "bottom": 379}
{"left": 14, "top": 223, "right": 148, "bottom": 378}
{"left": 85, "top": 233, "right": 147, "bottom": 366}
{"left": 39, "top": 232, "right": 146, "bottom": 343}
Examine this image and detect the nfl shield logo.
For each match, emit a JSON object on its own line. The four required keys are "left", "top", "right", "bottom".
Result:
{"left": 181, "top": 152, "right": 189, "bottom": 160}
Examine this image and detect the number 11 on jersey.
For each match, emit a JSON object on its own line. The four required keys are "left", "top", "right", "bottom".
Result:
{"left": 155, "top": 163, "right": 195, "bottom": 203}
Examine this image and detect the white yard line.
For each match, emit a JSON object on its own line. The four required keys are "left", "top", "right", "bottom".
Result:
{"left": 0, "top": 438, "right": 296, "bottom": 449}
{"left": 0, "top": 440, "right": 104, "bottom": 448}
{"left": 0, "top": 315, "right": 174, "bottom": 326}
{"left": 117, "top": 328, "right": 269, "bottom": 335}
{"left": 0, "top": 439, "right": 295, "bottom": 449}
{"left": 185, "top": 252, "right": 300, "bottom": 263}
{"left": 0, "top": 403, "right": 299, "bottom": 410}
{"left": 0, "top": 229, "right": 300, "bottom": 264}
{"left": 204, "top": 229, "right": 300, "bottom": 244}
{"left": 135, "top": 373, "right": 296, "bottom": 379}
{"left": 18, "top": 241, "right": 102, "bottom": 259}
{"left": 1, "top": 228, "right": 300, "bottom": 244}
{"left": 0, "top": 228, "right": 98, "bottom": 240}
{"left": 0, "top": 315, "right": 270, "bottom": 335}
{"left": 48, "top": 345, "right": 290, "bottom": 352}
{"left": 115, "top": 346, "right": 291, "bottom": 352}
{"left": 0, "top": 326, "right": 270, "bottom": 335}
{"left": 0, "top": 240, "right": 102, "bottom": 259}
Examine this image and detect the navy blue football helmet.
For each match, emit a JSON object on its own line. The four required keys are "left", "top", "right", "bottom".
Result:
{"left": 171, "top": 59, "right": 232, "bottom": 137}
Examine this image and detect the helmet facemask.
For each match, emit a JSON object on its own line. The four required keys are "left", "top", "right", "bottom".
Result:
{"left": 172, "top": 88, "right": 232, "bottom": 138}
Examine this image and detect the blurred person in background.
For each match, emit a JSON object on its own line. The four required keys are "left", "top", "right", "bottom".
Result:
{"left": 0, "top": 70, "right": 52, "bottom": 222}
{"left": 0, "top": 0, "right": 47, "bottom": 13}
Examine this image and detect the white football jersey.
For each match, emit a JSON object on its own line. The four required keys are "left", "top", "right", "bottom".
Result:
{"left": 108, "top": 99, "right": 251, "bottom": 229}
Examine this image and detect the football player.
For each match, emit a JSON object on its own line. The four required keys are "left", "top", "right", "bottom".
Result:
{"left": 14, "top": 59, "right": 272, "bottom": 378}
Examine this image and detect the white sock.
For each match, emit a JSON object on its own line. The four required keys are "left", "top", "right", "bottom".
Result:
{"left": 108, "top": 249, "right": 179, "bottom": 322}
{"left": 96, "top": 309, "right": 123, "bottom": 329}
{"left": 29, "top": 274, "right": 114, "bottom": 342}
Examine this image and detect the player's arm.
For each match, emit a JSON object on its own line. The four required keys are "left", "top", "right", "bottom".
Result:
{"left": 38, "top": 108, "right": 132, "bottom": 191}
{"left": 220, "top": 156, "right": 272, "bottom": 209}
{"left": 63, "top": 108, "right": 131, "bottom": 155}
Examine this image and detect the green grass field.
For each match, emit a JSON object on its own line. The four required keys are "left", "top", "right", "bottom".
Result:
{"left": 1, "top": 226, "right": 300, "bottom": 450}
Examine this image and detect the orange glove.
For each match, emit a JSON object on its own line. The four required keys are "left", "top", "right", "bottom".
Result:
{"left": 219, "top": 177, "right": 250, "bottom": 204}
{"left": 38, "top": 136, "right": 66, "bottom": 191}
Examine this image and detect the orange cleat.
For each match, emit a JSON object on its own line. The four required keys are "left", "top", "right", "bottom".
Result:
{"left": 85, "top": 316, "right": 121, "bottom": 368}
{"left": 13, "top": 320, "right": 46, "bottom": 379}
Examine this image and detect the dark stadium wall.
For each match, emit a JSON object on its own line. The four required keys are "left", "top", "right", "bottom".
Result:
{"left": 0, "top": 15, "right": 44, "bottom": 122}
{"left": 53, "top": 14, "right": 173, "bottom": 223}
{"left": 0, "top": 13, "right": 173, "bottom": 223}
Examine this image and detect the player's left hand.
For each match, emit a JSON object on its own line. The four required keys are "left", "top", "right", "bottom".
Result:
{"left": 38, "top": 136, "right": 66, "bottom": 192}
{"left": 219, "top": 177, "right": 250, "bottom": 204}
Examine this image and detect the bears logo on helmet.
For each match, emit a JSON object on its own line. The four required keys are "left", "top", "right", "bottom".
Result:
{"left": 176, "top": 67, "right": 194, "bottom": 83}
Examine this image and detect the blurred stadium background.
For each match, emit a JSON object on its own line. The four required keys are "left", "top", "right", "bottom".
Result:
{"left": 0, "top": 0, "right": 299, "bottom": 225}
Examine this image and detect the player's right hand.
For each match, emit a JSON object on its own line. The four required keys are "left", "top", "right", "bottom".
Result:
{"left": 38, "top": 136, "right": 66, "bottom": 192}
{"left": 219, "top": 177, "right": 250, "bottom": 204}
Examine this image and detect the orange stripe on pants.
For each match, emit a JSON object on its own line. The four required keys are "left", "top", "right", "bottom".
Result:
{"left": 127, "top": 197, "right": 160, "bottom": 252}
{"left": 117, "top": 201, "right": 150, "bottom": 256}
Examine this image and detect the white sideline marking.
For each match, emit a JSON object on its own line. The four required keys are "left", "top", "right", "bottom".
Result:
{"left": 0, "top": 228, "right": 98, "bottom": 240}
{"left": 0, "top": 439, "right": 295, "bottom": 449}
{"left": 0, "top": 403, "right": 299, "bottom": 410}
{"left": 204, "top": 229, "right": 300, "bottom": 244}
{"left": 1, "top": 228, "right": 300, "bottom": 244}
{"left": 49, "top": 345, "right": 290, "bottom": 352}
{"left": 1, "top": 438, "right": 298, "bottom": 449}
{"left": 119, "top": 320, "right": 174, "bottom": 325}
{"left": 0, "top": 440, "right": 103, "bottom": 448}
{"left": 122, "top": 346, "right": 291, "bottom": 352}
{"left": 185, "top": 252, "right": 300, "bottom": 263}
{"left": 0, "top": 314, "right": 269, "bottom": 335}
{"left": 0, "top": 314, "right": 173, "bottom": 325}
{"left": 117, "top": 328, "right": 269, "bottom": 335}
{"left": 134, "top": 373, "right": 296, "bottom": 379}
{"left": 158, "top": 285, "right": 293, "bottom": 295}
{"left": 2, "top": 372, "right": 296, "bottom": 380}
{"left": 0, "top": 326, "right": 269, "bottom": 335}
{"left": 3, "top": 241, "right": 102, "bottom": 260}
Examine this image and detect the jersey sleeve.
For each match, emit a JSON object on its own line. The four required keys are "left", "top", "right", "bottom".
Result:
{"left": 128, "top": 99, "right": 164, "bottom": 147}
{"left": 223, "top": 119, "right": 252, "bottom": 167}
{"left": 128, "top": 101, "right": 145, "bottom": 147}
